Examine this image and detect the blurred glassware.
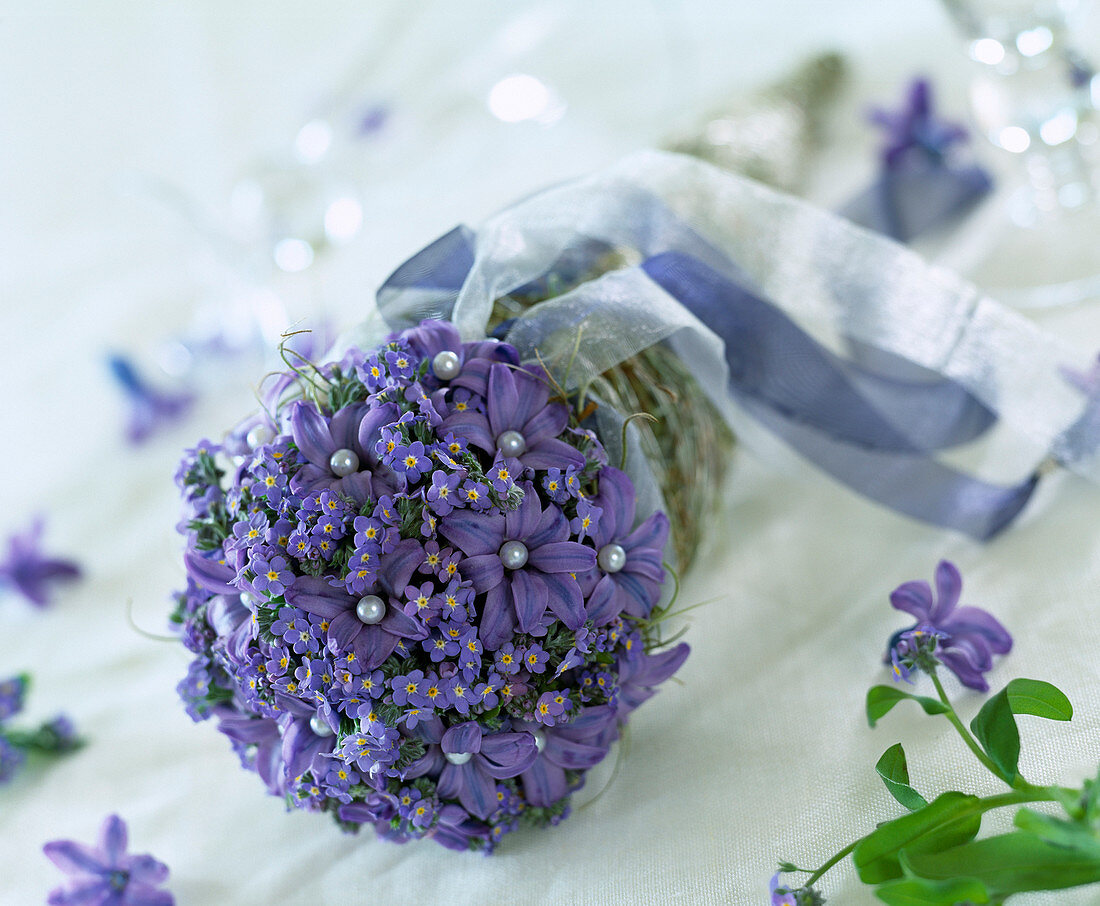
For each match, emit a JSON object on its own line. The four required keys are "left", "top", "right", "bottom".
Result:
{"left": 226, "top": 0, "right": 685, "bottom": 276}
{"left": 934, "top": 0, "right": 1100, "bottom": 307}
{"left": 665, "top": 52, "right": 848, "bottom": 194}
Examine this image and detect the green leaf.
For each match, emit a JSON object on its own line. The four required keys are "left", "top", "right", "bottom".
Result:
{"left": 874, "top": 875, "right": 990, "bottom": 905}
{"left": 901, "top": 832, "right": 1100, "bottom": 895}
{"left": 970, "top": 689, "right": 1020, "bottom": 783}
{"left": 876, "top": 744, "right": 928, "bottom": 811}
{"left": 853, "top": 791, "right": 983, "bottom": 883}
{"left": 1013, "top": 808, "right": 1100, "bottom": 857}
{"left": 866, "top": 685, "right": 949, "bottom": 728}
{"left": 1006, "top": 678, "right": 1073, "bottom": 721}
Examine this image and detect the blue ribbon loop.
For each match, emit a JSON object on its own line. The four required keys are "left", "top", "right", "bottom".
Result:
{"left": 376, "top": 202, "right": 1039, "bottom": 541}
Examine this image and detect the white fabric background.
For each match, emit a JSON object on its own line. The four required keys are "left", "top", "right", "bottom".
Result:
{"left": 3, "top": 3, "right": 1100, "bottom": 904}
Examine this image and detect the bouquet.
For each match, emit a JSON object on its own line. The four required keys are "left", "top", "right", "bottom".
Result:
{"left": 172, "top": 312, "right": 701, "bottom": 851}
{"left": 170, "top": 150, "right": 1100, "bottom": 857}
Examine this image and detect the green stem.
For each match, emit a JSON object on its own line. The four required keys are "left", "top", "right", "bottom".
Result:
{"left": 801, "top": 785, "right": 1062, "bottom": 888}
{"left": 804, "top": 839, "right": 860, "bottom": 886}
{"left": 929, "top": 670, "right": 1019, "bottom": 787}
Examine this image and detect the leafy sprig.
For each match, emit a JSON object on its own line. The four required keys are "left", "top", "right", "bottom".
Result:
{"left": 774, "top": 564, "right": 1100, "bottom": 905}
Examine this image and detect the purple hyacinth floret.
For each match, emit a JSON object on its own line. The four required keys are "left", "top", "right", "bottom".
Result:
{"left": 0, "top": 519, "right": 82, "bottom": 608}
{"left": 43, "top": 814, "right": 174, "bottom": 906}
{"left": 171, "top": 317, "right": 688, "bottom": 852}
{"left": 886, "top": 560, "right": 1012, "bottom": 692}
{"left": 107, "top": 354, "right": 194, "bottom": 445}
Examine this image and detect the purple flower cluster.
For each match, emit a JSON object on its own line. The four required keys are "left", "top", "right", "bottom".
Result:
{"left": 0, "top": 673, "right": 81, "bottom": 785}
{"left": 172, "top": 319, "right": 688, "bottom": 851}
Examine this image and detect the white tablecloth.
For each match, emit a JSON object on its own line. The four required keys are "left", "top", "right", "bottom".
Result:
{"left": 4, "top": 3, "right": 1100, "bottom": 904}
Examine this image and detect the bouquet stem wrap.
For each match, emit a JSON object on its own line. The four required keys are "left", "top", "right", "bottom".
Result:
{"left": 377, "top": 150, "right": 1100, "bottom": 541}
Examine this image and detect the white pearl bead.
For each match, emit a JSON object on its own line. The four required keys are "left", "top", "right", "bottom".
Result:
{"left": 356, "top": 595, "right": 386, "bottom": 624}
{"left": 495, "top": 430, "right": 527, "bottom": 458}
{"left": 532, "top": 730, "right": 546, "bottom": 753}
{"left": 329, "top": 448, "right": 359, "bottom": 477}
{"left": 309, "top": 715, "right": 334, "bottom": 737}
{"left": 431, "top": 350, "right": 462, "bottom": 380}
{"left": 597, "top": 543, "right": 627, "bottom": 573}
{"left": 445, "top": 751, "right": 473, "bottom": 766}
{"left": 246, "top": 424, "right": 274, "bottom": 449}
{"left": 499, "top": 540, "right": 529, "bottom": 570}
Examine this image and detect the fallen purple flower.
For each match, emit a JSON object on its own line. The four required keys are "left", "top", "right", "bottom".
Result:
{"left": 107, "top": 354, "right": 193, "bottom": 445}
{"left": 886, "top": 560, "right": 1012, "bottom": 692}
{"left": 0, "top": 520, "right": 81, "bottom": 608}
{"left": 43, "top": 814, "right": 173, "bottom": 906}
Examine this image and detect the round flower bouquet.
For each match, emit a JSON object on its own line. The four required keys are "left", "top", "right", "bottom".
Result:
{"left": 169, "top": 148, "right": 1076, "bottom": 859}
{"left": 173, "top": 313, "right": 701, "bottom": 852}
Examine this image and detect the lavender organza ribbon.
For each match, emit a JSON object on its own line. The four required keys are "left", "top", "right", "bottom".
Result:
{"left": 373, "top": 151, "right": 1097, "bottom": 540}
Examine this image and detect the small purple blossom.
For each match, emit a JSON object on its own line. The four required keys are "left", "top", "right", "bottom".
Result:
{"left": 439, "top": 578, "right": 473, "bottom": 622}
{"left": 391, "top": 669, "right": 428, "bottom": 708}
{"left": 523, "top": 642, "right": 549, "bottom": 675}
{"left": 494, "top": 643, "right": 522, "bottom": 676}
{"left": 408, "top": 796, "right": 436, "bottom": 829}
{"left": 403, "top": 581, "right": 439, "bottom": 623}
{"left": 888, "top": 627, "right": 943, "bottom": 685}
{"left": 887, "top": 560, "right": 1012, "bottom": 692}
{"left": 231, "top": 511, "right": 270, "bottom": 549}
{"left": 250, "top": 554, "right": 293, "bottom": 597}
{"left": 457, "top": 627, "right": 484, "bottom": 675}
{"left": 0, "top": 520, "right": 82, "bottom": 608}
{"left": 487, "top": 451, "right": 519, "bottom": 495}
{"left": 769, "top": 874, "right": 823, "bottom": 906}
{"left": 541, "top": 469, "right": 570, "bottom": 504}
{"left": 43, "top": 814, "right": 174, "bottom": 906}
{"left": 533, "top": 690, "right": 570, "bottom": 726}
{"left": 251, "top": 462, "right": 288, "bottom": 507}
{"left": 474, "top": 675, "right": 501, "bottom": 710}
{"left": 426, "top": 470, "right": 463, "bottom": 516}
{"left": 570, "top": 498, "right": 602, "bottom": 542}
{"left": 445, "top": 675, "right": 479, "bottom": 716}
{"left": 384, "top": 347, "right": 416, "bottom": 380}
{"left": 392, "top": 440, "right": 432, "bottom": 484}
{"left": 459, "top": 478, "right": 492, "bottom": 512}
{"left": 321, "top": 763, "right": 359, "bottom": 804}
